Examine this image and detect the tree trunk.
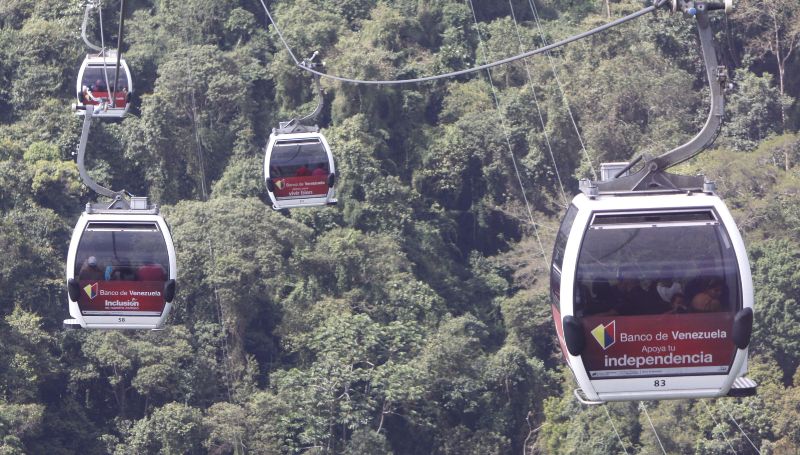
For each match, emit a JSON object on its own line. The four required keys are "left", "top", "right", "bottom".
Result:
{"left": 772, "top": 14, "right": 787, "bottom": 130}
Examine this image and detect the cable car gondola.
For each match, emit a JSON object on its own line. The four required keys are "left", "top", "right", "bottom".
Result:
{"left": 74, "top": 1, "right": 132, "bottom": 118}
{"left": 550, "top": 0, "right": 756, "bottom": 403}
{"left": 264, "top": 127, "right": 337, "bottom": 210}
{"left": 64, "top": 105, "right": 177, "bottom": 330}
{"left": 264, "top": 52, "right": 337, "bottom": 210}
{"left": 75, "top": 51, "right": 132, "bottom": 118}
{"left": 64, "top": 198, "right": 177, "bottom": 330}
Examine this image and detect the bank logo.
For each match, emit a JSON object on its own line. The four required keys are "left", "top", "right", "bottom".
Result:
{"left": 83, "top": 283, "right": 98, "bottom": 300}
{"left": 591, "top": 320, "right": 616, "bottom": 350}
{"left": 274, "top": 179, "right": 285, "bottom": 190}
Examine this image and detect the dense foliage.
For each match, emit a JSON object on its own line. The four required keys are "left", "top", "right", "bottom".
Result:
{"left": 1, "top": 0, "right": 799, "bottom": 453}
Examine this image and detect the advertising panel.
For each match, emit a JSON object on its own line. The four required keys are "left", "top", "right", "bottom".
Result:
{"left": 581, "top": 313, "right": 736, "bottom": 379}
{"left": 78, "top": 280, "right": 165, "bottom": 316}
{"left": 272, "top": 175, "right": 328, "bottom": 199}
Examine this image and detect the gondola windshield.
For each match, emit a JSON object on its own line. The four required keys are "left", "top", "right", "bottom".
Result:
{"left": 75, "top": 222, "right": 170, "bottom": 316}
{"left": 79, "top": 65, "right": 129, "bottom": 109}
{"left": 574, "top": 210, "right": 741, "bottom": 379}
{"left": 268, "top": 138, "right": 331, "bottom": 199}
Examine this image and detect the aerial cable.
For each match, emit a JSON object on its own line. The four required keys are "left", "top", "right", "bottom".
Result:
{"left": 96, "top": 1, "right": 113, "bottom": 101}
{"left": 603, "top": 405, "right": 631, "bottom": 455}
{"left": 465, "top": 0, "right": 549, "bottom": 265}
{"left": 111, "top": 0, "right": 126, "bottom": 107}
{"left": 258, "top": 0, "right": 667, "bottom": 86}
{"left": 702, "top": 400, "right": 738, "bottom": 455}
{"left": 526, "top": 0, "right": 598, "bottom": 181}
{"left": 721, "top": 402, "right": 762, "bottom": 454}
{"left": 507, "top": 0, "right": 568, "bottom": 207}
{"left": 639, "top": 401, "right": 667, "bottom": 455}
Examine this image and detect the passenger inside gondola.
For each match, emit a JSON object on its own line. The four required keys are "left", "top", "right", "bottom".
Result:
{"left": 690, "top": 278, "right": 724, "bottom": 312}
{"left": 312, "top": 163, "right": 327, "bottom": 176}
{"left": 78, "top": 256, "right": 104, "bottom": 281}
{"left": 668, "top": 292, "right": 689, "bottom": 313}
{"left": 295, "top": 162, "right": 311, "bottom": 176}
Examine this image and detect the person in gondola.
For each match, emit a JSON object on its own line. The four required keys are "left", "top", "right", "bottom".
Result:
{"left": 691, "top": 278, "right": 724, "bottom": 312}
{"left": 312, "top": 163, "right": 327, "bottom": 176}
{"left": 78, "top": 256, "right": 104, "bottom": 281}
{"left": 667, "top": 292, "right": 689, "bottom": 314}
{"left": 295, "top": 163, "right": 312, "bottom": 177}
{"left": 656, "top": 266, "right": 683, "bottom": 306}
{"left": 81, "top": 84, "right": 98, "bottom": 104}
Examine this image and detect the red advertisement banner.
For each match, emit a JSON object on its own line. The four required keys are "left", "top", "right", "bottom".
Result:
{"left": 272, "top": 175, "right": 328, "bottom": 198}
{"left": 581, "top": 312, "right": 736, "bottom": 378}
{"left": 78, "top": 280, "right": 165, "bottom": 315}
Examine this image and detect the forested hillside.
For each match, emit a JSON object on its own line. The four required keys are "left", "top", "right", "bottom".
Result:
{"left": 1, "top": 0, "right": 799, "bottom": 453}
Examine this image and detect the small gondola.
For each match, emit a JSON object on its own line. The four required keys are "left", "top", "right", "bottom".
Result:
{"left": 75, "top": 51, "right": 132, "bottom": 118}
{"left": 264, "top": 128, "right": 337, "bottom": 210}
{"left": 64, "top": 198, "right": 176, "bottom": 330}
{"left": 550, "top": 0, "right": 755, "bottom": 403}
{"left": 263, "top": 53, "right": 336, "bottom": 210}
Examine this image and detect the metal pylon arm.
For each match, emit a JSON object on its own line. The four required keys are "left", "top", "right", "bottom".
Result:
{"left": 81, "top": 0, "right": 103, "bottom": 53}
{"left": 76, "top": 105, "right": 128, "bottom": 199}
{"left": 275, "top": 52, "right": 325, "bottom": 134}
{"left": 652, "top": 3, "right": 726, "bottom": 170}
{"left": 589, "top": 1, "right": 731, "bottom": 194}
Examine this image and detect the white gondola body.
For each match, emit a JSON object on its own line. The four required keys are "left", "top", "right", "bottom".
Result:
{"left": 66, "top": 212, "right": 177, "bottom": 330}
{"left": 75, "top": 52, "right": 132, "bottom": 118}
{"left": 551, "top": 192, "right": 753, "bottom": 401}
{"left": 264, "top": 131, "right": 337, "bottom": 209}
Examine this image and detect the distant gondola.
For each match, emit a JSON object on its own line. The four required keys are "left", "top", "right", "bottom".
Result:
{"left": 264, "top": 129, "right": 337, "bottom": 210}
{"left": 75, "top": 51, "right": 132, "bottom": 118}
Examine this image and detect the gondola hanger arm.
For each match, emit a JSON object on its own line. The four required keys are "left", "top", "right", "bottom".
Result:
{"left": 81, "top": 0, "right": 103, "bottom": 53}
{"left": 75, "top": 105, "right": 131, "bottom": 202}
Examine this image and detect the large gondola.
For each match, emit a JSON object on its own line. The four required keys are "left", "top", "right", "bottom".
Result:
{"left": 64, "top": 102, "right": 177, "bottom": 330}
{"left": 550, "top": 0, "right": 756, "bottom": 403}
{"left": 64, "top": 198, "right": 177, "bottom": 330}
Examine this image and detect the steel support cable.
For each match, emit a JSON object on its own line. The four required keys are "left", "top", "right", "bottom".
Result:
{"left": 603, "top": 405, "right": 631, "bottom": 455}
{"left": 639, "top": 401, "right": 667, "bottom": 455}
{"left": 507, "top": 0, "right": 568, "bottom": 207}
{"left": 526, "top": 0, "right": 598, "bottom": 181}
{"left": 702, "top": 400, "right": 738, "bottom": 455}
{"left": 111, "top": 0, "right": 126, "bottom": 107}
{"left": 258, "top": 0, "right": 664, "bottom": 85}
{"left": 465, "top": 0, "right": 549, "bottom": 265}
{"left": 97, "top": 1, "right": 113, "bottom": 103}
{"left": 721, "top": 402, "right": 762, "bottom": 454}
